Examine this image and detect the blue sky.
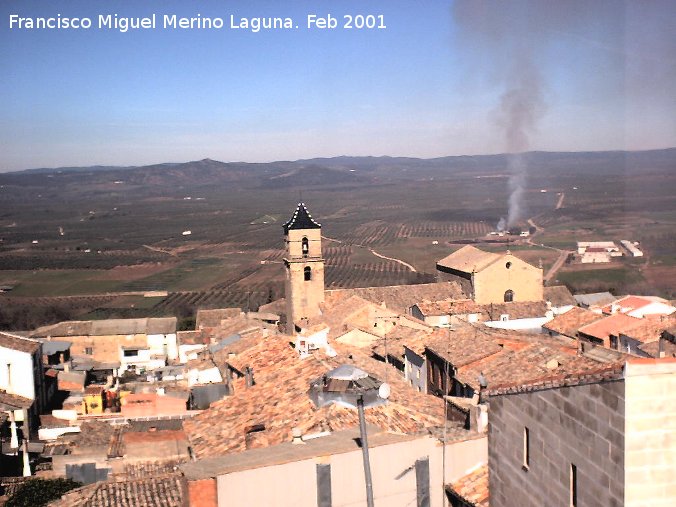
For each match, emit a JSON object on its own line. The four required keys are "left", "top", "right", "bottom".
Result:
{"left": 1, "top": 0, "right": 674, "bottom": 171}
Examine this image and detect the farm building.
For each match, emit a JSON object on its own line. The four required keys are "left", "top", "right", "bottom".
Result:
{"left": 620, "top": 239, "right": 644, "bottom": 257}
{"left": 577, "top": 241, "right": 622, "bottom": 263}
{"left": 436, "top": 245, "right": 543, "bottom": 305}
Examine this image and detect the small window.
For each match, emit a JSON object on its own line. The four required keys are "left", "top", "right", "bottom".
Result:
{"left": 304, "top": 266, "right": 312, "bottom": 281}
{"left": 302, "top": 237, "right": 309, "bottom": 257}
{"left": 85, "top": 347, "right": 93, "bottom": 355}
{"left": 570, "top": 463, "right": 577, "bottom": 507}
{"left": 506, "top": 261, "right": 512, "bottom": 269}
{"left": 523, "top": 427, "right": 530, "bottom": 470}
{"left": 123, "top": 349, "right": 139, "bottom": 357}
{"left": 504, "top": 289, "right": 514, "bottom": 302}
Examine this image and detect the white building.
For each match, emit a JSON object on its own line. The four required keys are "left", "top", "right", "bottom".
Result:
{"left": 0, "top": 332, "right": 45, "bottom": 457}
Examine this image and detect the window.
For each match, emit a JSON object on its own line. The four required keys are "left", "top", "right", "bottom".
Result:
{"left": 504, "top": 289, "right": 514, "bottom": 302}
{"left": 5, "top": 364, "right": 11, "bottom": 390}
{"left": 123, "top": 349, "right": 139, "bottom": 357}
{"left": 304, "top": 266, "right": 312, "bottom": 281}
{"left": 85, "top": 347, "right": 93, "bottom": 355}
{"left": 523, "top": 427, "right": 530, "bottom": 469}
{"left": 302, "top": 237, "right": 309, "bottom": 257}
{"left": 505, "top": 261, "right": 512, "bottom": 269}
{"left": 570, "top": 464, "right": 577, "bottom": 507}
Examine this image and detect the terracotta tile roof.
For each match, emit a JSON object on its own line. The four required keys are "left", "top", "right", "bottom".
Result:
{"left": 31, "top": 318, "right": 176, "bottom": 338}
{"left": 415, "top": 299, "right": 482, "bottom": 316}
{"left": 486, "top": 363, "right": 625, "bottom": 396}
{"left": 0, "top": 390, "right": 34, "bottom": 409}
{"left": 578, "top": 313, "right": 645, "bottom": 343}
{"left": 325, "top": 281, "right": 467, "bottom": 314}
{"left": 446, "top": 464, "right": 489, "bottom": 507}
{"left": 478, "top": 301, "right": 548, "bottom": 320}
{"left": 456, "top": 341, "right": 608, "bottom": 391}
{"left": 47, "top": 474, "right": 186, "bottom": 507}
{"left": 543, "top": 285, "right": 576, "bottom": 306}
{"left": 0, "top": 331, "right": 41, "bottom": 353}
{"left": 543, "top": 307, "right": 603, "bottom": 337}
{"left": 425, "top": 327, "right": 503, "bottom": 368}
{"left": 639, "top": 339, "right": 676, "bottom": 358}
{"left": 372, "top": 326, "right": 435, "bottom": 358}
{"left": 183, "top": 336, "right": 447, "bottom": 459}
{"left": 123, "top": 459, "right": 187, "bottom": 479}
{"left": 196, "top": 308, "right": 242, "bottom": 329}
{"left": 308, "top": 295, "right": 381, "bottom": 339}
{"left": 620, "top": 315, "right": 676, "bottom": 343}
{"left": 600, "top": 295, "right": 663, "bottom": 315}
{"left": 177, "top": 330, "right": 208, "bottom": 346}
{"left": 437, "top": 245, "right": 502, "bottom": 273}
{"left": 415, "top": 299, "right": 548, "bottom": 320}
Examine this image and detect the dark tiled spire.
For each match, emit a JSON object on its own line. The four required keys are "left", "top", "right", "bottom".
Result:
{"left": 283, "top": 202, "right": 321, "bottom": 234}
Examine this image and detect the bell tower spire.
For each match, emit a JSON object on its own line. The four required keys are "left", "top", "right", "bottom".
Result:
{"left": 283, "top": 202, "right": 325, "bottom": 333}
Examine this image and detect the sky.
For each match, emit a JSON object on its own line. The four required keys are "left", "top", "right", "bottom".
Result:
{"left": 1, "top": 0, "right": 674, "bottom": 172}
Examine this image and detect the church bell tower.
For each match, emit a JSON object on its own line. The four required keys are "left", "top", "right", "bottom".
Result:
{"left": 283, "top": 202, "right": 325, "bottom": 332}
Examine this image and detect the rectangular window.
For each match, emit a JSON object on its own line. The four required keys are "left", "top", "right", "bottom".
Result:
{"left": 570, "top": 463, "right": 577, "bottom": 507}
{"left": 85, "top": 347, "right": 93, "bottom": 355}
{"left": 523, "top": 427, "right": 530, "bottom": 469}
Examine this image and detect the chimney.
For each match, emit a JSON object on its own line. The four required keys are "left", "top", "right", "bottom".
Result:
{"left": 245, "top": 366, "right": 255, "bottom": 388}
{"left": 291, "top": 427, "right": 305, "bottom": 445}
{"left": 63, "top": 361, "right": 70, "bottom": 373}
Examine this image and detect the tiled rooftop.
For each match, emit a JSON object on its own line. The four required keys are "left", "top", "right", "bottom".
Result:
{"left": 325, "top": 281, "right": 467, "bottom": 314}
{"left": 543, "top": 307, "right": 603, "bottom": 337}
{"left": 0, "top": 331, "right": 41, "bottom": 353}
{"left": 487, "top": 363, "right": 626, "bottom": 397}
{"left": 455, "top": 341, "right": 609, "bottom": 391}
{"left": 47, "top": 474, "right": 186, "bottom": 507}
{"left": 0, "top": 390, "right": 34, "bottom": 410}
{"left": 31, "top": 318, "right": 176, "bottom": 338}
{"left": 620, "top": 315, "right": 676, "bottom": 343}
{"left": 578, "top": 313, "right": 645, "bottom": 343}
{"left": 446, "top": 464, "right": 489, "bottom": 507}
{"left": 183, "top": 336, "right": 447, "bottom": 459}
{"left": 372, "top": 325, "right": 435, "bottom": 358}
{"left": 436, "top": 245, "right": 502, "bottom": 273}
{"left": 425, "top": 326, "right": 503, "bottom": 368}
{"left": 195, "top": 308, "right": 242, "bottom": 329}
{"left": 543, "top": 285, "right": 576, "bottom": 307}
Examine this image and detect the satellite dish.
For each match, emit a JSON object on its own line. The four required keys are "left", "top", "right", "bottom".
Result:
{"left": 378, "top": 383, "right": 391, "bottom": 400}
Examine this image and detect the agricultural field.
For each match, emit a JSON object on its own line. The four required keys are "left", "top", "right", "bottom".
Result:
{"left": 1, "top": 149, "right": 674, "bottom": 329}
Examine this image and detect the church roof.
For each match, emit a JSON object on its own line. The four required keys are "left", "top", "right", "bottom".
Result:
{"left": 283, "top": 202, "right": 321, "bottom": 234}
{"left": 436, "top": 245, "right": 502, "bottom": 274}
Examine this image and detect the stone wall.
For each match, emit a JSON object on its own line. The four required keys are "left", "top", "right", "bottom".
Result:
{"left": 624, "top": 360, "right": 676, "bottom": 506}
{"left": 473, "top": 254, "right": 543, "bottom": 305}
{"left": 488, "top": 380, "right": 625, "bottom": 507}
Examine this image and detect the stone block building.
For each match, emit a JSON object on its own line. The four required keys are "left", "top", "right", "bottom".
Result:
{"left": 487, "top": 358, "right": 676, "bottom": 507}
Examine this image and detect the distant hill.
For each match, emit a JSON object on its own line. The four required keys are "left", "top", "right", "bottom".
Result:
{"left": 2, "top": 149, "right": 674, "bottom": 192}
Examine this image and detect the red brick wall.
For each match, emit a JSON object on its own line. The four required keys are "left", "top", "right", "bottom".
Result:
{"left": 187, "top": 478, "right": 217, "bottom": 507}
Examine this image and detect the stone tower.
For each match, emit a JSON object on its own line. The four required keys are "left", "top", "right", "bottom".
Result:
{"left": 283, "top": 202, "right": 325, "bottom": 332}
